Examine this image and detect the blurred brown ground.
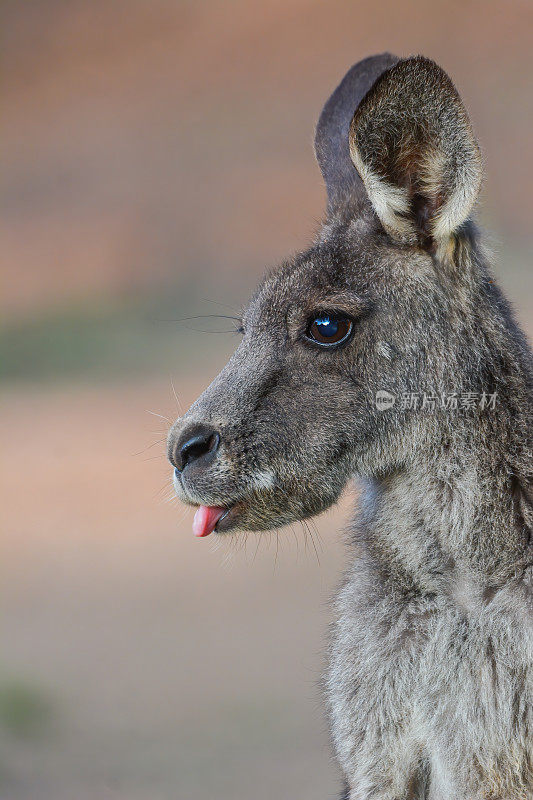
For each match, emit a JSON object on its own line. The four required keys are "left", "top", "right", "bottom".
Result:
{"left": 2, "top": 1, "right": 532, "bottom": 798}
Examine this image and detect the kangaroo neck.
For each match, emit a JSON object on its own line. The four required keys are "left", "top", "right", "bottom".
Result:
{"left": 357, "top": 430, "right": 531, "bottom": 596}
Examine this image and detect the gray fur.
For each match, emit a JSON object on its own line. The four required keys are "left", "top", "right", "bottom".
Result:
{"left": 168, "top": 56, "right": 533, "bottom": 798}
{"left": 315, "top": 53, "right": 399, "bottom": 212}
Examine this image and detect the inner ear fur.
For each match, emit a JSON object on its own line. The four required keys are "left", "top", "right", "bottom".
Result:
{"left": 349, "top": 56, "right": 482, "bottom": 250}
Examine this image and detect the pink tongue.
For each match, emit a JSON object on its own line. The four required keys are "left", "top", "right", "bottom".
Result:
{"left": 192, "top": 505, "right": 226, "bottom": 537}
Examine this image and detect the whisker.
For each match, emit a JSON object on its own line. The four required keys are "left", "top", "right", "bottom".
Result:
{"left": 181, "top": 326, "right": 240, "bottom": 334}
{"left": 132, "top": 437, "right": 167, "bottom": 457}
{"left": 170, "top": 379, "right": 183, "bottom": 415}
{"left": 290, "top": 525, "right": 300, "bottom": 562}
{"left": 307, "top": 517, "right": 324, "bottom": 553}
{"left": 200, "top": 298, "right": 241, "bottom": 313}
{"left": 300, "top": 521, "right": 309, "bottom": 557}
{"left": 154, "top": 479, "right": 174, "bottom": 501}
{"left": 252, "top": 532, "right": 262, "bottom": 563}
{"left": 146, "top": 410, "right": 172, "bottom": 424}
{"left": 274, "top": 529, "right": 280, "bottom": 571}
{"left": 303, "top": 519, "right": 321, "bottom": 566}
{"left": 158, "top": 314, "right": 241, "bottom": 323}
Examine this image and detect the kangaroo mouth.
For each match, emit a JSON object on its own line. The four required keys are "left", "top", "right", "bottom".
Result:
{"left": 191, "top": 503, "right": 240, "bottom": 537}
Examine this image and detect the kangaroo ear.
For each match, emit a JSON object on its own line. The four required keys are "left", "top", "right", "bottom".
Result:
{"left": 349, "top": 56, "right": 482, "bottom": 249}
{"left": 315, "top": 54, "right": 400, "bottom": 213}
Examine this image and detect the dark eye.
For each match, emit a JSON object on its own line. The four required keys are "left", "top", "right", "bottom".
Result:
{"left": 306, "top": 313, "right": 353, "bottom": 346}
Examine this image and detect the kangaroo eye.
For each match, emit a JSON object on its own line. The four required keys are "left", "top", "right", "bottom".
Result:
{"left": 306, "top": 313, "right": 353, "bottom": 346}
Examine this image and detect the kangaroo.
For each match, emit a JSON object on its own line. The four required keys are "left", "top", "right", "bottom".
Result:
{"left": 168, "top": 55, "right": 533, "bottom": 799}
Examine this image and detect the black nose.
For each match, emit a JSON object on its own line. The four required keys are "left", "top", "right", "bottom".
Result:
{"left": 172, "top": 425, "right": 221, "bottom": 472}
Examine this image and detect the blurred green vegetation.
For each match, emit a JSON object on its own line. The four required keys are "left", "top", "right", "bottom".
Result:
{"left": 1, "top": 285, "right": 242, "bottom": 384}
{"left": 0, "top": 678, "right": 53, "bottom": 739}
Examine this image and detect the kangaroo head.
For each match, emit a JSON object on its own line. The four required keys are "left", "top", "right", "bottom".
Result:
{"left": 168, "top": 55, "right": 485, "bottom": 537}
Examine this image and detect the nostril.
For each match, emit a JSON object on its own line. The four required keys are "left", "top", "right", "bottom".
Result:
{"left": 175, "top": 427, "right": 220, "bottom": 472}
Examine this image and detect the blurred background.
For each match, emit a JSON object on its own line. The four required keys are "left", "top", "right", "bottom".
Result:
{"left": 2, "top": 1, "right": 532, "bottom": 798}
